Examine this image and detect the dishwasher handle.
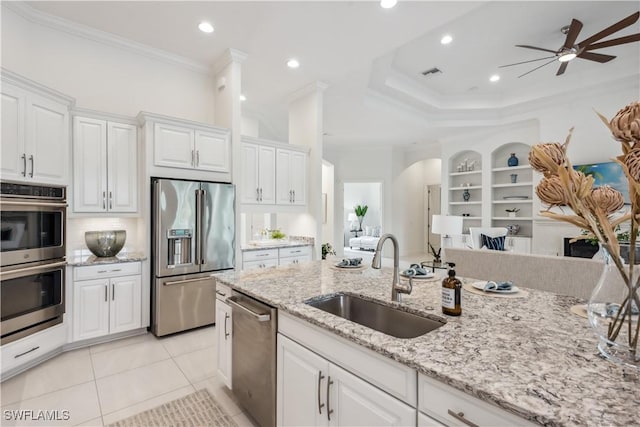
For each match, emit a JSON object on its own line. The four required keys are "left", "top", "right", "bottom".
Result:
{"left": 228, "top": 296, "right": 271, "bottom": 322}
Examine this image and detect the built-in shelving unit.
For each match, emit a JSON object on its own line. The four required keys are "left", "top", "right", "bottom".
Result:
{"left": 448, "top": 150, "right": 482, "bottom": 233}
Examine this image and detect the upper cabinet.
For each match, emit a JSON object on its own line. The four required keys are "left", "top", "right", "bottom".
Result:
{"left": 1, "top": 72, "right": 73, "bottom": 186}
{"left": 73, "top": 113, "right": 138, "bottom": 213}
{"left": 241, "top": 136, "right": 308, "bottom": 207}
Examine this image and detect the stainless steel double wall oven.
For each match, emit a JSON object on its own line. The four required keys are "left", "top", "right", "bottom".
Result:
{"left": 0, "top": 182, "right": 67, "bottom": 344}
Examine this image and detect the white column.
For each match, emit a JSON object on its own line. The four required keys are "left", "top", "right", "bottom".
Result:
{"left": 288, "top": 82, "right": 328, "bottom": 258}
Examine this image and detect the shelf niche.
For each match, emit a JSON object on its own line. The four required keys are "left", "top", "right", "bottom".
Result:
{"left": 448, "top": 150, "right": 482, "bottom": 225}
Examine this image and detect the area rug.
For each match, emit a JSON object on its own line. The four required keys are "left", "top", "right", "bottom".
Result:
{"left": 107, "top": 389, "right": 238, "bottom": 427}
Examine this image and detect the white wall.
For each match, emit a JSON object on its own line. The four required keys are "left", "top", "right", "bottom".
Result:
{"left": 2, "top": 6, "right": 215, "bottom": 122}
{"left": 322, "top": 161, "right": 335, "bottom": 246}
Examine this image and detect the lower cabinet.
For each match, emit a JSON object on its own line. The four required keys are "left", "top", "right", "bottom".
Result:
{"left": 0, "top": 323, "right": 67, "bottom": 377}
{"left": 277, "top": 334, "right": 415, "bottom": 426}
{"left": 215, "top": 298, "right": 232, "bottom": 389}
{"left": 72, "top": 262, "right": 142, "bottom": 342}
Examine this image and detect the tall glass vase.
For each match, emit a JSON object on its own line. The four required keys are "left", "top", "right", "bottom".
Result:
{"left": 587, "top": 248, "right": 640, "bottom": 369}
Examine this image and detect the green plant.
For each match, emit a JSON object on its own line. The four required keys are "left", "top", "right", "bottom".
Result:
{"left": 269, "top": 229, "right": 286, "bottom": 239}
{"left": 354, "top": 205, "right": 368, "bottom": 217}
{"left": 321, "top": 243, "right": 336, "bottom": 260}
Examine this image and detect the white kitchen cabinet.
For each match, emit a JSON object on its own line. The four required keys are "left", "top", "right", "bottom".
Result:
{"left": 72, "top": 262, "right": 142, "bottom": 342}
{"left": 278, "top": 334, "right": 415, "bottom": 427}
{"left": 276, "top": 148, "right": 307, "bottom": 206}
{"left": 153, "top": 122, "right": 230, "bottom": 173}
{"left": 73, "top": 115, "right": 137, "bottom": 213}
{"left": 505, "top": 236, "right": 531, "bottom": 254}
{"left": 418, "top": 412, "right": 446, "bottom": 427}
{"left": 1, "top": 76, "right": 72, "bottom": 185}
{"left": 215, "top": 298, "right": 232, "bottom": 388}
{"left": 279, "top": 246, "right": 312, "bottom": 266}
{"left": 0, "top": 323, "right": 67, "bottom": 378}
{"left": 241, "top": 142, "right": 276, "bottom": 204}
{"left": 242, "top": 246, "right": 313, "bottom": 270}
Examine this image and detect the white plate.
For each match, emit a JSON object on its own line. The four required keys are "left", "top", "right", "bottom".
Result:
{"left": 334, "top": 263, "right": 363, "bottom": 269}
{"left": 401, "top": 272, "right": 435, "bottom": 280}
{"left": 471, "top": 281, "right": 519, "bottom": 294}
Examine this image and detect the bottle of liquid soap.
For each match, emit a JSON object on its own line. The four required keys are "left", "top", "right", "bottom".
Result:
{"left": 442, "top": 263, "right": 462, "bottom": 316}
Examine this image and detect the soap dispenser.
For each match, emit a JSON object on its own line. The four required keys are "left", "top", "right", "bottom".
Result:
{"left": 442, "top": 262, "right": 462, "bottom": 316}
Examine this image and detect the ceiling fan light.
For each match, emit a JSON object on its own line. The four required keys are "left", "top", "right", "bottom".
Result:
{"left": 380, "top": 0, "right": 398, "bottom": 9}
{"left": 441, "top": 35, "right": 453, "bottom": 45}
{"left": 198, "top": 22, "right": 214, "bottom": 33}
{"left": 558, "top": 52, "right": 577, "bottom": 62}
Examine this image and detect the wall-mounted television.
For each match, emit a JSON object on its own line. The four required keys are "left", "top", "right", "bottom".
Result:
{"left": 573, "top": 161, "right": 630, "bottom": 204}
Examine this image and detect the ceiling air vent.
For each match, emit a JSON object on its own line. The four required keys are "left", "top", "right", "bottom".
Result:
{"left": 421, "top": 67, "right": 442, "bottom": 76}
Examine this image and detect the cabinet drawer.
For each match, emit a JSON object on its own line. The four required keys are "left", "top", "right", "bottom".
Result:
{"left": 279, "top": 246, "right": 311, "bottom": 258}
{"left": 278, "top": 255, "right": 312, "bottom": 266}
{"left": 242, "top": 259, "right": 278, "bottom": 271}
{"left": 1, "top": 323, "right": 67, "bottom": 374}
{"left": 418, "top": 374, "right": 535, "bottom": 427}
{"left": 216, "top": 281, "right": 232, "bottom": 301}
{"left": 243, "top": 249, "right": 278, "bottom": 262}
{"left": 73, "top": 262, "right": 141, "bottom": 281}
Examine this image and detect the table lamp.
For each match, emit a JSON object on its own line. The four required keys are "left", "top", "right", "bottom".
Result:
{"left": 347, "top": 213, "right": 358, "bottom": 231}
{"left": 432, "top": 215, "right": 463, "bottom": 248}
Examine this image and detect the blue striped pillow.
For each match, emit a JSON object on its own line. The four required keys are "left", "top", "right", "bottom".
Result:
{"left": 481, "top": 234, "right": 505, "bottom": 251}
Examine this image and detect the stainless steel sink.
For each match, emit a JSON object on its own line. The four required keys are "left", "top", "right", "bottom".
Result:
{"left": 306, "top": 293, "right": 446, "bottom": 339}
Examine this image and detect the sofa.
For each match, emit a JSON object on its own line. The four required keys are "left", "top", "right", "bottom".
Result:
{"left": 349, "top": 226, "right": 382, "bottom": 251}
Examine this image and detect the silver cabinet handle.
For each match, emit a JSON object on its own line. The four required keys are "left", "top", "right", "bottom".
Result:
{"left": 21, "top": 153, "right": 26, "bottom": 177}
{"left": 109, "top": 191, "right": 113, "bottom": 210}
{"left": 289, "top": 190, "right": 293, "bottom": 203}
{"left": 326, "top": 376, "right": 334, "bottom": 421}
{"left": 256, "top": 253, "right": 271, "bottom": 257}
{"left": 224, "top": 313, "right": 230, "bottom": 339}
{"left": 317, "top": 371, "right": 325, "bottom": 414}
{"left": 14, "top": 346, "right": 39, "bottom": 359}
{"left": 196, "top": 150, "right": 200, "bottom": 167}
{"left": 112, "top": 283, "right": 115, "bottom": 301}
{"left": 216, "top": 290, "right": 226, "bottom": 297}
{"left": 227, "top": 296, "right": 271, "bottom": 322}
{"left": 260, "top": 188, "right": 263, "bottom": 201}
{"left": 102, "top": 191, "right": 106, "bottom": 210}
{"left": 191, "top": 149, "right": 195, "bottom": 166}
{"left": 447, "top": 410, "right": 479, "bottom": 427}
{"left": 293, "top": 190, "right": 295, "bottom": 203}
{"left": 256, "top": 188, "right": 260, "bottom": 201}
{"left": 29, "top": 155, "right": 34, "bottom": 178}
{"left": 104, "top": 285, "right": 108, "bottom": 302}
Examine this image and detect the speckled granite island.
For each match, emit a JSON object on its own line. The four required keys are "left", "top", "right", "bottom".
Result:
{"left": 215, "top": 260, "right": 640, "bottom": 427}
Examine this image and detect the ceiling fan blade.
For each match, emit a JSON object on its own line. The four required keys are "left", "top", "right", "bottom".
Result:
{"left": 515, "top": 44, "right": 557, "bottom": 54}
{"left": 499, "top": 56, "right": 556, "bottom": 68}
{"left": 563, "top": 19, "right": 583, "bottom": 48}
{"left": 556, "top": 62, "right": 569, "bottom": 76}
{"left": 518, "top": 58, "right": 558, "bottom": 78}
{"left": 577, "top": 51, "right": 616, "bottom": 63}
{"left": 577, "top": 11, "right": 640, "bottom": 47}
{"left": 585, "top": 33, "right": 640, "bottom": 50}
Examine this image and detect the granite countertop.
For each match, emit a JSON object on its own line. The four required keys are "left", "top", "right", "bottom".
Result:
{"left": 67, "top": 250, "right": 147, "bottom": 266}
{"left": 240, "top": 240, "right": 313, "bottom": 252}
{"left": 215, "top": 260, "right": 640, "bottom": 427}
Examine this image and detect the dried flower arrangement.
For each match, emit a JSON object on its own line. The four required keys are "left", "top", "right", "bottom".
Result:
{"left": 529, "top": 101, "right": 640, "bottom": 366}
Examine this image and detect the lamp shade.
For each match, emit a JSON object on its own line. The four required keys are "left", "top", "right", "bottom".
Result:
{"left": 432, "top": 215, "right": 463, "bottom": 236}
{"left": 347, "top": 213, "right": 358, "bottom": 221}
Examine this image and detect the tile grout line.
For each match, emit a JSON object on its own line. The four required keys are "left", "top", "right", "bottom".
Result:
{"left": 88, "top": 333, "right": 152, "bottom": 356}
{"left": 88, "top": 348, "right": 106, "bottom": 426}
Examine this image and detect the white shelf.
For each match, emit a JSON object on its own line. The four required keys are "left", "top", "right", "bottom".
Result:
{"left": 492, "top": 182, "right": 533, "bottom": 188}
{"left": 450, "top": 201, "right": 482, "bottom": 205}
{"left": 450, "top": 185, "right": 482, "bottom": 191}
{"left": 493, "top": 199, "right": 532, "bottom": 204}
{"left": 462, "top": 216, "right": 482, "bottom": 220}
{"left": 449, "top": 170, "right": 482, "bottom": 176}
{"left": 492, "top": 217, "right": 533, "bottom": 220}
{"left": 492, "top": 165, "right": 531, "bottom": 172}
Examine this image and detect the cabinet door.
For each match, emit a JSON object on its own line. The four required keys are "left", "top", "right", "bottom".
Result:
{"left": 1, "top": 84, "right": 26, "bottom": 181}
{"left": 277, "top": 334, "right": 329, "bottom": 427}
{"left": 73, "top": 278, "right": 110, "bottom": 341}
{"left": 109, "top": 275, "right": 142, "bottom": 334}
{"left": 26, "top": 93, "right": 70, "bottom": 184}
{"left": 153, "top": 123, "right": 194, "bottom": 169}
{"left": 73, "top": 117, "right": 107, "bottom": 212}
{"left": 418, "top": 412, "right": 445, "bottom": 427}
{"left": 507, "top": 237, "right": 531, "bottom": 254}
{"left": 216, "top": 299, "right": 232, "bottom": 389}
{"left": 240, "top": 143, "right": 260, "bottom": 204}
{"left": 258, "top": 145, "right": 276, "bottom": 204}
{"left": 195, "top": 130, "right": 230, "bottom": 173}
{"left": 107, "top": 122, "right": 138, "bottom": 212}
{"left": 290, "top": 151, "right": 307, "bottom": 205}
{"left": 329, "top": 364, "right": 416, "bottom": 427}
{"left": 276, "top": 149, "right": 292, "bottom": 205}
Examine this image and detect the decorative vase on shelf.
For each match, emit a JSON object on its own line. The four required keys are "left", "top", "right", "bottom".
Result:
{"left": 587, "top": 248, "right": 640, "bottom": 369}
{"left": 462, "top": 189, "right": 471, "bottom": 202}
{"left": 507, "top": 153, "right": 519, "bottom": 167}
{"left": 510, "top": 174, "right": 518, "bottom": 183}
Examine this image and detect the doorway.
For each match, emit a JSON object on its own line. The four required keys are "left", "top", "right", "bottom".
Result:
{"left": 343, "top": 182, "right": 383, "bottom": 258}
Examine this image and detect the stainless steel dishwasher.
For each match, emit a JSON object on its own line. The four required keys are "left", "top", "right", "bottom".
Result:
{"left": 228, "top": 290, "right": 277, "bottom": 427}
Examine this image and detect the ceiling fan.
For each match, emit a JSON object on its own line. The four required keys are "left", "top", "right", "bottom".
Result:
{"left": 500, "top": 11, "right": 640, "bottom": 78}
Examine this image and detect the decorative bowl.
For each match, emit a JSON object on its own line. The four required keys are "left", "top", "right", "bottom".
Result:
{"left": 85, "top": 230, "right": 126, "bottom": 257}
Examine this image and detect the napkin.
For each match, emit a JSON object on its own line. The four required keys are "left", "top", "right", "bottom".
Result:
{"left": 338, "top": 257, "right": 362, "bottom": 267}
{"left": 483, "top": 281, "right": 513, "bottom": 291}
{"left": 402, "top": 264, "right": 429, "bottom": 276}
{"left": 605, "top": 302, "right": 640, "bottom": 317}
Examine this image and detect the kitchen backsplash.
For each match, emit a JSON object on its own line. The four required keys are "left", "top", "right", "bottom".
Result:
{"left": 67, "top": 217, "right": 143, "bottom": 253}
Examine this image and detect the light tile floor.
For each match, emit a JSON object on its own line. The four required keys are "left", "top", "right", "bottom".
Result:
{"left": 1, "top": 326, "right": 258, "bottom": 427}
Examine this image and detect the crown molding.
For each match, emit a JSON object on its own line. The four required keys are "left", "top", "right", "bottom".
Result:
{"left": 212, "top": 48, "right": 248, "bottom": 75}
{"left": 1, "top": 67, "right": 75, "bottom": 106}
{"left": 287, "top": 81, "right": 329, "bottom": 104}
{"left": 4, "top": 2, "right": 210, "bottom": 75}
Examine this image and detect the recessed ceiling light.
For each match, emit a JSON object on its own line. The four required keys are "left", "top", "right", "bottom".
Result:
{"left": 240, "top": 94, "right": 247, "bottom": 102}
{"left": 489, "top": 74, "right": 500, "bottom": 83}
{"left": 198, "top": 22, "right": 214, "bottom": 33}
{"left": 380, "top": 0, "right": 397, "bottom": 9}
{"left": 441, "top": 35, "right": 453, "bottom": 45}
{"left": 287, "top": 58, "right": 300, "bottom": 69}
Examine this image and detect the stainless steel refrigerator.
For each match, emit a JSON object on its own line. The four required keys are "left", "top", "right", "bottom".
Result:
{"left": 151, "top": 178, "right": 235, "bottom": 336}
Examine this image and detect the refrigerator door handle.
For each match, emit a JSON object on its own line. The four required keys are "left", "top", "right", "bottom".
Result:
{"left": 195, "top": 188, "right": 202, "bottom": 265}
{"left": 199, "top": 188, "right": 207, "bottom": 265}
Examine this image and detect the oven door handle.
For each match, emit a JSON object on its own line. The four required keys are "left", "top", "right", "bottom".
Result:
{"left": 0, "top": 261, "right": 67, "bottom": 278}
{"left": 0, "top": 200, "right": 68, "bottom": 208}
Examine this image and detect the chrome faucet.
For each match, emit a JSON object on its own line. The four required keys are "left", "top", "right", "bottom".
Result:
{"left": 371, "top": 233, "right": 412, "bottom": 302}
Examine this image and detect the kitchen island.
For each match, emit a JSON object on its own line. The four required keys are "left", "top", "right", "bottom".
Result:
{"left": 215, "top": 260, "right": 640, "bottom": 426}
